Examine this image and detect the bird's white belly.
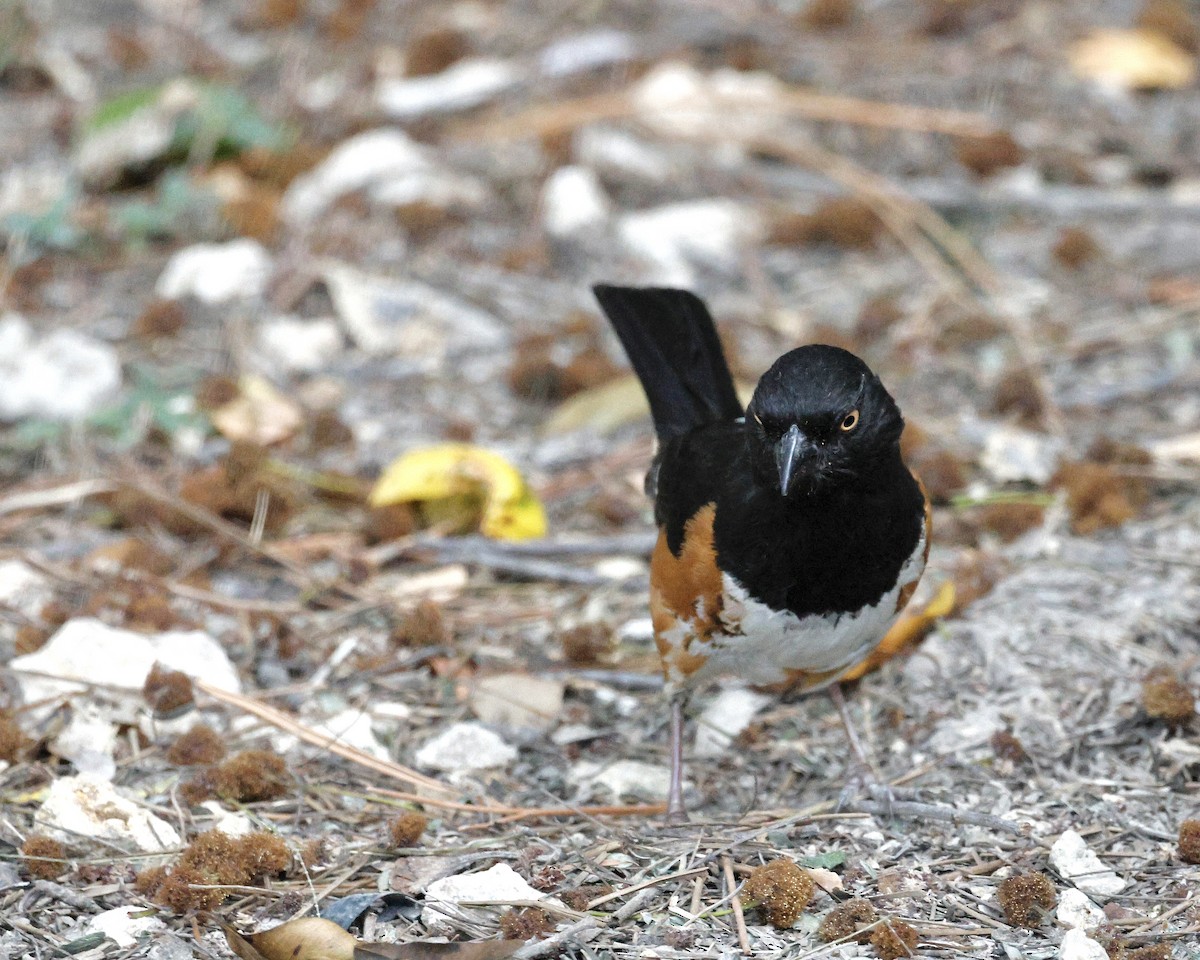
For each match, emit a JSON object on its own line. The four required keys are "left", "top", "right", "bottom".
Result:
{"left": 686, "top": 525, "right": 927, "bottom": 688}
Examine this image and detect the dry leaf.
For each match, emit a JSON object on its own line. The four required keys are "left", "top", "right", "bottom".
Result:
{"left": 233, "top": 917, "right": 357, "bottom": 960}
{"left": 370, "top": 444, "right": 546, "bottom": 541}
{"left": 1068, "top": 28, "right": 1196, "bottom": 91}
{"left": 541, "top": 374, "right": 649, "bottom": 436}
{"left": 471, "top": 673, "right": 565, "bottom": 731}
{"left": 210, "top": 375, "right": 304, "bottom": 446}
{"left": 840, "top": 580, "right": 956, "bottom": 682}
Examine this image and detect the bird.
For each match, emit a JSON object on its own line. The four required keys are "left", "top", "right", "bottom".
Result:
{"left": 592, "top": 285, "right": 930, "bottom": 821}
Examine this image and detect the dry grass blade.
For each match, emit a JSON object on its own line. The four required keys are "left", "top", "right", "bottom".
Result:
{"left": 722, "top": 856, "right": 752, "bottom": 953}
{"left": 193, "top": 680, "right": 457, "bottom": 796}
{"left": 463, "top": 87, "right": 996, "bottom": 143}
{"left": 0, "top": 479, "right": 116, "bottom": 516}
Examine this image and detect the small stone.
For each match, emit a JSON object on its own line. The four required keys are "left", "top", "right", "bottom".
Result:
{"left": 282, "top": 129, "right": 485, "bottom": 225}
{"left": 37, "top": 774, "right": 181, "bottom": 852}
{"left": 472, "top": 674, "right": 564, "bottom": 733}
{"left": 11, "top": 618, "right": 241, "bottom": 708}
{"left": 1050, "top": 830, "right": 1126, "bottom": 897}
{"left": 617, "top": 199, "right": 759, "bottom": 287}
{"left": 85, "top": 907, "right": 166, "bottom": 948}
{"left": 0, "top": 317, "right": 122, "bottom": 422}
{"left": 255, "top": 317, "right": 342, "bottom": 374}
{"left": 980, "top": 425, "right": 1066, "bottom": 485}
{"left": 311, "top": 709, "right": 389, "bottom": 761}
{"left": 414, "top": 722, "right": 517, "bottom": 772}
{"left": 575, "top": 126, "right": 672, "bottom": 183}
{"left": 541, "top": 165, "right": 610, "bottom": 238}
{"left": 1056, "top": 889, "right": 1106, "bottom": 930}
{"left": 156, "top": 239, "right": 271, "bottom": 304}
{"left": 422, "top": 863, "right": 560, "bottom": 930}
{"left": 377, "top": 58, "right": 521, "bottom": 120}
{"left": 1059, "top": 928, "right": 1109, "bottom": 960}
{"left": 322, "top": 263, "right": 504, "bottom": 358}
{"left": 0, "top": 560, "right": 53, "bottom": 613}
{"left": 537, "top": 29, "right": 634, "bottom": 78}
{"left": 694, "top": 687, "right": 771, "bottom": 757}
{"left": 571, "top": 759, "right": 671, "bottom": 800}
{"left": 50, "top": 705, "right": 118, "bottom": 779}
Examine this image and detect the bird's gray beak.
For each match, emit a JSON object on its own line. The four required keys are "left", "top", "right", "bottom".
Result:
{"left": 776, "top": 423, "right": 812, "bottom": 496}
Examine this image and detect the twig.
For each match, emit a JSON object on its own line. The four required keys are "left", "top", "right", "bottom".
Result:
{"left": 373, "top": 537, "right": 626, "bottom": 585}
{"left": 367, "top": 784, "right": 666, "bottom": 821}
{"left": 722, "top": 856, "right": 752, "bottom": 954}
{"left": 193, "top": 680, "right": 456, "bottom": 796}
{"left": 0, "top": 479, "right": 116, "bottom": 517}
{"left": 511, "top": 918, "right": 601, "bottom": 960}
{"left": 28, "top": 880, "right": 99, "bottom": 912}
{"left": 464, "top": 86, "right": 996, "bottom": 144}
{"left": 586, "top": 866, "right": 709, "bottom": 910}
{"left": 612, "top": 886, "right": 659, "bottom": 923}
{"left": 112, "top": 476, "right": 313, "bottom": 582}
{"left": 1126, "top": 894, "right": 1196, "bottom": 935}
{"left": 847, "top": 798, "right": 1025, "bottom": 835}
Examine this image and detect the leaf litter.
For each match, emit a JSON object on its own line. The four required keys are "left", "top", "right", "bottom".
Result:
{"left": 2, "top": 1, "right": 1200, "bottom": 959}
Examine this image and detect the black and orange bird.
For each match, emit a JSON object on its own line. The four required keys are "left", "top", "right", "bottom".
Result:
{"left": 593, "top": 285, "right": 930, "bottom": 820}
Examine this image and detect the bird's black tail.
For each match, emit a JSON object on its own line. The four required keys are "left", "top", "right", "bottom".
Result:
{"left": 593, "top": 285, "right": 743, "bottom": 441}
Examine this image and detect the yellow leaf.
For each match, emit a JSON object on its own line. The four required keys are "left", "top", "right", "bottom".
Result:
{"left": 369, "top": 444, "right": 546, "bottom": 540}
{"left": 1069, "top": 28, "right": 1196, "bottom": 92}
{"left": 841, "top": 580, "right": 956, "bottom": 682}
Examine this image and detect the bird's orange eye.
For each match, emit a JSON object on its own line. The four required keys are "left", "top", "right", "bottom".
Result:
{"left": 840, "top": 410, "right": 860, "bottom": 431}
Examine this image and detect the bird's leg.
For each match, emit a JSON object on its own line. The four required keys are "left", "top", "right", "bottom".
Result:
{"left": 828, "top": 682, "right": 892, "bottom": 811}
{"left": 666, "top": 694, "right": 689, "bottom": 823}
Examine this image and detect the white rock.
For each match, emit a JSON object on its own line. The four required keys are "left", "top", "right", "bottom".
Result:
{"left": 575, "top": 127, "right": 672, "bottom": 183}
{"left": 377, "top": 59, "right": 520, "bottom": 120}
{"left": 415, "top": 722, "right": 517, "bottom": 772}
{"left": 1056, "top": 889, "right": 1106, "bottom": 930}
{"left": 472, "top": 673, "right": 564, "bottom": 732}
{"left": 0, "top": 559, "right": 53, "bottom": 612}
{"left": 36, "top": 774, "right": 181, "bottom": 852}
{"left": 198, "top": 801, "right": 253, "bottom": 836}
{"left": 422, "top": 863, "right": 559, "bottom": 929}
{"left": 571, "top": 759, "right": 671, "bottom": 800}
{"left": 551, "top": 724, "right": 601, "bottom": 745}
{"left": 927, "top": 704, "right": 1005, "bottom": 755}
{"left": 310, "top": 708, "right": 389, "bottom": 761}
{"left": 1059, "top": 928, "right": 1109, "bottom": 960}
{"left": 75, "top": 109, "right": 177, "bottom": 188}
{"left": 50, "top": 705, "right": 118, "bottom": 779}
{"left": 255, "top": 317, "right": 342, "bottom": 374}
{"left": 541, "top": 165, "right": 610, "bottom": 238}
{"left": 0, "top": 318, "right": 122, "bottom": 422}
{"left": 10, "top": 618, "right": 241, "bottom": 706}
{"left": 617, "top": 200, "right": 759, "bottom": 287}
{"left": 618, "top": 617, "right": 655, "bottom": 642}
{"left": 156, "top": 239, "right": 271, "bottom": 304}
{"left": 282, "top": 129, "right": 486, "bottom": 225}
{"left": 0, "top": 163, "right": 73, "bottom": 221}
{"left": 633, "top": 62, "right": 786, "bottom": 139}
{"left": 85, "top": 907, "right": 166, "bottom": 949}
{"left": 286, "top": 129, "right": 425, "bottom": 221}
{"left": 694, "top": 687, "right": 772, "bottom": 757}
{"left": 592, "top": 556, "right": 647, "bottom": 581}
{"left": 322, "top": 262, "right": 505, "bottom": 358}
{"left": 1050, "top": 830, "right": 1126, "bottom": 897}
{"left": 538, "top": 29, "right": 634, "bottom": 78}
{"left": 980, "top": 425, "right": 1065, "bottom": 485}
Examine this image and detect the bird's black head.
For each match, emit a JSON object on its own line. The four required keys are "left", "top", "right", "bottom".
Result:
{"left": 744, "top": 345, "right": 905, "bottom": 498}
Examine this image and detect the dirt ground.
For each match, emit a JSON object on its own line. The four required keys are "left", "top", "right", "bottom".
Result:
{"left": 1, "top": 0, "right": 1199, "bottom": 958}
